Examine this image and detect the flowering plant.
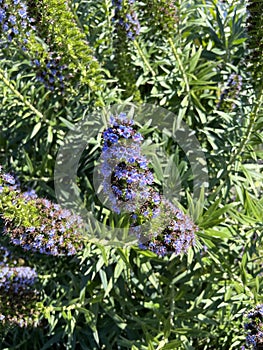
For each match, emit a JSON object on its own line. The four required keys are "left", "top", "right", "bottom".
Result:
{"left": 100, "top": 113, "right": 197, "bottom": 257}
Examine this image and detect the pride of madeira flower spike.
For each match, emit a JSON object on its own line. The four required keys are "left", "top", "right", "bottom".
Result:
{"left": 0, "top": 165, "right": 84, "bottom": 256}
{"left": 244, "top": 304, "right": 263, "bottom": 349}
{"left": 112, "top": 0, "right": 141, "bottom": 100}
{"left": 0, "top": 245, "right": 40, "bottom": 328}
{"left": 112, "top": 0, "right": 140, "bottom": 40}
{"left": 246, "top": 0, "right": 263, "bottom": 92}
{"left": 101, "top": 113, "right": 197, "bottom": 257}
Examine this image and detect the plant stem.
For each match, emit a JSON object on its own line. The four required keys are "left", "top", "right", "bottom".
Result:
{"left": 133, "top": 39, "right": 155, "bottom": 77}
{"left": 0, "top": 68, "right": 44, "bottom": 121}
{"left": 168, "top": 37, "right": 190, "bottom": 94}
{"left": 227, "top": 86, "right": 263, "bottom": 169}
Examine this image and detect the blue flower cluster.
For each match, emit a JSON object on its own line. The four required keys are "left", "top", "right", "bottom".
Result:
{"left": 0, "top": 165, "right": 84, "bottom": 256}
{"left": 101, "top": 113, "right": 197, "bottom": 257}
{"left": 5, "top": 198, "right": 84, "bottom": 256}
{"left": 0, "top": 245, "right": 16, "bottom": 267}
{"left": 101, "top": 113, "right": 160, "bottom": 218}
{"left": 22, "top": 188, "right": 38, "bottom": 201}
{"left": 0, "top": 266, "right": 37, "bottom": 293}
{"left": 112, "top": 0, "right": 140, "bottom": 40}
{"left": 217, "top": 73, "right": 243, "bottom": 110}
{"left": 0, "top": 245, "right": 39, "bottom": 327}
{"left": 0, "top": 0, "right": 35, "bottom": 49}
{"left": 138, "top": 199, "right": 196, "bottom": 257}
{"left": 0, "top": 165, "right": 19, "bottom": 192}
{"left": 244, "top": 304, "right": 263, "bottom": 349}
{"left": 33, "top": 52, "right": 67, "bottom": 92}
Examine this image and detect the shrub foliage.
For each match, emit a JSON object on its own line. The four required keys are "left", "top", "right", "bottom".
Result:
{"left": 0, "top": 0, "right": 262, "bottom": 349}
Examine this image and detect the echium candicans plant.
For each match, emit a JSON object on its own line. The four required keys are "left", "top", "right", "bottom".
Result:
{"left": 23, "top": 0, "right": 104, "bottom": 92}
{"left": 112, "top": 0, "right": 141, "bottom": 101}
{"left": 101, "top": 113, "right": 197, "bottom": 257}
{"left": 0, "top": 165, "right": 84, "bottom": 256}
{"left": 0, "top": 245, "right": 40, "bottom": 328}
{"left": 0, "top": 0, "right": 35, "bottom": 49}
{"left": 244, "top": 304, "right": 263, "bottom": 349}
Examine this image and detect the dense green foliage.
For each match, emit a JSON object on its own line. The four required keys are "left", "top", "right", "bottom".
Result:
{"left": 0, "top": 0, "right": 262, "bottom": 349}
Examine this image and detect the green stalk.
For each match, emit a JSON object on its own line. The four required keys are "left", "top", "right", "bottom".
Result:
{"left": 168, "top": 37, "right": 190, "bottom": 94}
{"left": 227, "top": 86, "right": 263, "bottom": 169}
{"left": 133, "top": 39, "right": 155, "bottom": 77}
{"left": 0, "top": 68, "right": 44, "bottom": 121}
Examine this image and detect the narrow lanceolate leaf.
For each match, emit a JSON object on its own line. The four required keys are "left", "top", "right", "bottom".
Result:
{"left": 30, "top": 121, "right": 42, "bottom": 139}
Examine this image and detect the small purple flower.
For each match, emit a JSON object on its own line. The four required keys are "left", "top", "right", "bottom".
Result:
{"left": 2, "top": 22, "right": 9, "bottom": 32}
{"left": 0, "top": 8, "right": 6, "bottom": 23}
{"left": 34, "top": 53, "right": 67, "bottom": 91}
{"left": 33, "top": 59, "right": 40, "bottom": 66}
{"left": 2, "top": 173, "right": 16, "bottom": 185}
{"left": 164, "top": 234, "right": 172, "bottom": 244}
{"left": 12, "top": 27, "right": 19, "bottom": 34}
{"left": 132, "top": 133, "right": 143, "bottom": 142}
{"left": 23, "top": 189, "right": 37, "bottom": 201}
{"left": 8, "top": 14, "right": 16, "bottom": 25}
{"left": 0, "top": 266, "right": 37, "bottom": 293}
{"left": 18, "top": 8, "right": 27, "bottom": 19}
{"left": 138, "top": 243, "right": 147, "bottom": 250}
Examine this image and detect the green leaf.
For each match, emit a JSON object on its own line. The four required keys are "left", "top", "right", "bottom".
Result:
{"left": 204, "top": 228, "right": 232, "bottom": 239}
{"left": 161, "top": 340, "right": 182, "bottom": 349}
{"left": 59, "top": 117, "right": 75, "bottom": 130}
{"left": 30, "top": 121, "right": 42, "bottom": 139}
{"left": 23, "top": 150, "right": 34, "bottom": 174}
{"left": 99, "top": 269, "right": 108, "bottom": 291}
{"left": 189, "top": 46, "right": 202, "bottom": 73}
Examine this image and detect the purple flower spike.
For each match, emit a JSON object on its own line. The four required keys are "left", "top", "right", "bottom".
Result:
{"left": 100, "top": 114, "right": 198, "bottom": 258}
{"left": 244, "top": 304, "right": 263, "bottom": 349}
